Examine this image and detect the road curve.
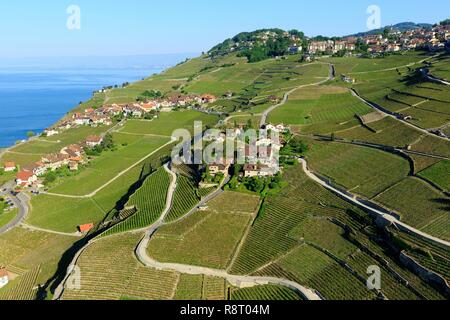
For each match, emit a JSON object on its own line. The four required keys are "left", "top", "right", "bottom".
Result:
{"left": 134, "top": 168, "right": 322, "bottom": 301}
{"left": 298, "top": 158, "right": 450, "bottom": 250}
{"left": 136, "top": 236, "right": 322, "bottom": 301}
{"left": 260, "top": 63, "right": 335, "bottom": 128}
{"left": 0, "top": 191, "right": 29, "bottom": 235}
{"left": 53, "top": 163, "right": 178, "bottom": 300}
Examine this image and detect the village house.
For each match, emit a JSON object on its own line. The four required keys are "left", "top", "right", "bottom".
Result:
{"left": 22, "top": 162, "right": 46, "bottom": 177}
{"left": 69, "top": 161, "right": 79, "bottom": 171}
{"left": 85, "top": 135, "right": 103, "bottom": 148}
{"left": 44, "top": 129, "right": 59, "bottom": 137}
{"left": 41, "top": 153, "right": 71, "bottom": 171}
{"left": 0, "top": 268, "right": 9, "bottom": 289}
{"left": 208, "top": 159, "right": 230, "bottom": 176}
{"left": 243, "top": 164, "right": 275, "bottom": 178}
{"left": 200, "top": 94, "right": 217, "bottom": 104}
{"left": 61, "top": 144, "right": 84, "bottom": 157}
{"left": 16, "top": 170, "right": 37, "bottom": 187}
{"left": 3, "top": 162, "right": 16, "bottom": 172}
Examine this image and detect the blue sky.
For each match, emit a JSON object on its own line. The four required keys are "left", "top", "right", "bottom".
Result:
{"left": 1, "top": 0, "right": 449, "bottom": 58}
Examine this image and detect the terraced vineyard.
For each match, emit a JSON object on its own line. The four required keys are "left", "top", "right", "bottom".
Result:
{"left": 230, "top": 165, "right": 367, "bottom": 275}
{"left": 149, "top": 192, "right": 257, "bottom": 269}
{"left": 174, "top": 274, "right": 204, "bottom": 300}
{"left": 406, "top": 251, "right": 450, "bottom": 282}
{"left": 257, "top": 245, "right": 376, "bottom": 300}
{"left": 0, "top": 265, "right": 40, "bottom": 300}
{"left": 62, "top": 233, "right": 180, "bottom": 300}
{"left": 101, "top": 167, "right": 171, "bottom": 236}
{"left": 374, "top": 177, "right": 450, "bottom": 241}
{"left": 165, "top": 175, "right": 201, "bottom": 222}
{"left": 231, "top": 285, "right": 303, "bottom": 300}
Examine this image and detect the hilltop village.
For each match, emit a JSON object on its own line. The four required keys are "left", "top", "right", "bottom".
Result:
{"left": 210, "top": 23, "right": 450, "bottom": 62}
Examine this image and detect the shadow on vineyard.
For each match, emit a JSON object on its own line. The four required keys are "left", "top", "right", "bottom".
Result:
{"left": 38, "top": 161, "right": 167, "bottom": 300}
{"left": 38, "top": 238, "right": 86, "bottom": 300}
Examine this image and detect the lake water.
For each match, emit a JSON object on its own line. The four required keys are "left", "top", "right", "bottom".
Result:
{"left": 0, "top": 54, "right": 195, "bottom": 147}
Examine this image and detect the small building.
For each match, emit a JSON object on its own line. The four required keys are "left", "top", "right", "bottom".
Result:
{"left": 69, "top": 161, "right": 79, "bottom": 171}
{"left": 78, "top": 223, "right": 94, "bottom": 233}
{"left": 208, "top": 161, "right": 230, "bottom": 176}
{"left": 85, "top": 135, "right": 103, "bottom": 148}
{"left": 44, "top": 129, "right": 59, "bottom": 137}
{"left": 243, "top": 164, "right": 274, "bottom": 178}
{"left": 22, "top": 162, "right": 46, "bottom": 177}
{"left": 0, "top": 268, "right": 9, "bottom": 289}
{"left": 3, "top": 162, "right": 16, "bottom": 172}
{"left": 16, "top": 170, "right": 37, "bottom": 187}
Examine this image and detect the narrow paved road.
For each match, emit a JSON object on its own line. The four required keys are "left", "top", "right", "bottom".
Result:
{"left": 134, "top": 169, "right": 322, "bottom": 301}
{"left": 260, "top": 63, "right": 335, "bottom": 128}
{"left": 53, "top": 163, "right": 178, "bottom": 299}
{"left": 298, "top": 158, "right": 450, "bottom": 250}
{"left": 135, "top": 238, "right": 322, "bottom": 300}
{"left": 0, "top": 183, "right": 30, "bottom": 235}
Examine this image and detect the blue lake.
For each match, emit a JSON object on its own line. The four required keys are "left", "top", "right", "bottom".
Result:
{"left": 0, "top": 54, "right": 195, "bottom": 147}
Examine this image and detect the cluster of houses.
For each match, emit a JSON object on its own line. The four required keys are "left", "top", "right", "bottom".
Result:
{"left": 11, "top": 136, "right": 104, "bottom": 188}
{"left": 308, "top": 24, "right": 450, "bottom": 55}
{"left": 206, "top": 123, "right": 289, "bottom": 179}
{"left": 47, "top": 94, "right": 218, "bottom": 136}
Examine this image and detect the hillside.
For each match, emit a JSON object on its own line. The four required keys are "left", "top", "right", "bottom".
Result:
{"left": 1, "top": 22, "right": 450, "bottom": 302}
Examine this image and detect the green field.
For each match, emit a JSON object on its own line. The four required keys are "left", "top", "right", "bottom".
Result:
{"left": 118, "top": 111, "right": 218, "bottom": 137}
{"left": 101, "top": 167, "right": 171, "bottom": 236}
{"left": 48, "top": 135, "right": 169, "bottom": 196}
{"left": 0, "top": 228, "right": 77, "bottom": 299}
{"left": 231, "top": 284, "right": 303, "bottom": 300}
{"left": 62, "top": 233, "right": 180, "bottom": 300}
{"left": 27, "top": 195, "right": 105, "bottom": 233}
{"left": 268, "top": 86, "right": 371, "bottom": 134}
{"left": 0, "top": 208, "right": 17, "bottom": 229}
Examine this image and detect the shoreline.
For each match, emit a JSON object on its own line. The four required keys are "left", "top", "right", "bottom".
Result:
{"left": 0, "top": 54, "right": 197, "bottom": 150}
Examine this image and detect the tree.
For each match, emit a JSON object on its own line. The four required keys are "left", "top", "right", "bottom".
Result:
{"left": 44, "top": 171, "right": 57, "bottom": 185}
{"left": 247, "top": 177, "right": 265, "bottom": 193}
{"left": 26, "top": 131, "right": 36, "bottom": 138}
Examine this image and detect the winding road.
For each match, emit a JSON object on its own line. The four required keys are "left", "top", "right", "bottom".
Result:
{"left": 298, "top": 158, "right": 450, "bottom": 250}
{"left": 54, "top": 163, "right": 322, "bottom": 301}
{"left": 0, "top": 185, "right": 29, "bottom": 235}
{"left": 259, "top": 63, "right": 335, "bottom": 128}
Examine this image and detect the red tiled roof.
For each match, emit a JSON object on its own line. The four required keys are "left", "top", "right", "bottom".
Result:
{"left": 16, "top": 171, "right": 34, "bottom": 181}
{"left": 78, "top": 223, "right": 94, "bottom": 233}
